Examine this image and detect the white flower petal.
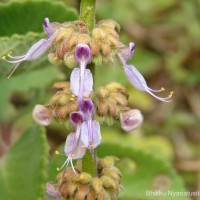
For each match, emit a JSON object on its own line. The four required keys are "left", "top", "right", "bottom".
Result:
{"left": 65, "top": 132, "right": 86, "bottom": 159}
{"left": 70, "top": 68, "right": 93, "bottom": 97}
{"left": 92, "top": 120, "right": 101, "bottom": 148}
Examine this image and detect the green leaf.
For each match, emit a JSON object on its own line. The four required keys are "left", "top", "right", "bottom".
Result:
{"left": 101, "top": 126, "right": 174, "bottom": 161}
{"left": 98, "top": 143, "right": 189, "bottom": 200}
{"left": 0, "top": 64, "right": 63, "bottom": 121}
{"left": 0, "top": 0, "right": 78, "bottom": 37}
{"left": 95, "top": 63, "right": 128, "bottom": 87}
{"left": 0, "top": 126, "right": 49, "bottom": 200}
{"left": 48, "top": 145, "right": 66, "bottom": 182}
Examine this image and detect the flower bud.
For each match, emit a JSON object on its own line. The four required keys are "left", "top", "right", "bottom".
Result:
{"left": 90, "top": 38, "right": 100, "bottom": 56}
{"left": 92, "top": 28, "right": 107, "bottom": 40}
{"left": 77, "top": 34, "right": 91, "bottom": 44}
{"left": 68, "top": 34, "right": 79, "bottom": 49}
{"left": 103, "top": 27, "right": 119, "bottom": 39}
{"left": 52, "top": 82, "right": 70, "bottom": 91}
{"left": 98, "top": 19, "right": 121, "bottom": 32}
{"left": 87, "top": 188, "right": 97, "bottom": 200}
{"left": 56, "top": 168, "right": 79, "bottom": 182}
{"left": 106, "top": 82, "right": 127, "bottom": 95}
{"left": 120, "top": 42, "right": 135, "bottom": 62}
{"left": 57, "top": 94, "right": 71, "bottom": 106}
{"left": 46, "top": 182, "right": 60, "bottom": 198}
{"left": 98, "top": 189, "right": 109, "bottom": 200}
{"left": 101, "top": 176, "right": 118, "bottom": 190}
{"left": 91, "top": 177, "right": 103, "bottom": 194}
{"left": 102, "top": 167, "right": 122, "bottom": 182}
{"left": 98, "top": 156, "right": 120, "bottom": 169}
{"left": 64, "top": 54, "right": 77, "bottom": 68}
{"left": 53, "top": 28, "right": 74, "bottom": 43}
{"left": 60, "top": 182, "right": 79, "bottom": 198}
{"left": 76, "top": 185, "right": 90, "bottom": 200}
{"left": 57, "top": 35, "right": 78, "bottom": 58}
{"left": 120, "top": 109, "right": 143, "bottom": 132}
{"left": 55, "top": 43, "right": 66, "bottom": 59}
{"left": 108, "top": 36, "right": 120, "bottom": 49}
{"left": 97, "top": 86, "right": 108, "bottom": 98}
{"left": 73, "top": 20, "right": 88, "bottom": 33}
{"left": 108, "top": 101, "right": 117, "bottom": 116}
{"left": 32, "top": 104, "right": 52, "bottom": 126}
{"left": 100, "top": 41, "right": 111, "bottom": 56}
{"left": 97, "top": 99, "right": 108, "bottom": 116}
{"left": 48, "top": 53, "right": 60, "bottom": 64}
{"left": 54, "top": 105, "right": 69, "bottom": 119}
{"left": 110, "top": 93, "right": 128, "bottom": 107}
{"left": 78, "top": 172, "right": 93, "bottom": 184}
{"left": 50, "top": 92, "right": 63, "bottom": 105}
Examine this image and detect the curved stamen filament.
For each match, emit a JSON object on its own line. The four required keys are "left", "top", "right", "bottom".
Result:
{"left": 2, "top": 57, "right": 26, "bottom": 64}
{"left": 8, "top": 54, "right": 27, "bottom": 59}
{"left": 7, "top": 63, "right": 21, "bottom": 80}
{"left": 146, "top": 89, "right": 173, "bottom": 102}
{"left": 146, "top": 86, "right": 165, "bottom": 93}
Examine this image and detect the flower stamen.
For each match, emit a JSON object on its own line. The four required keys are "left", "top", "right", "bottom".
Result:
{"left": 55, "top": 150, "right": 60, "bottom": 155}
{"left": 1, "top": 56, "right": 6, "bottom": 60}
{"left": 168, "top": 91, "right": 174, "bottom": 98}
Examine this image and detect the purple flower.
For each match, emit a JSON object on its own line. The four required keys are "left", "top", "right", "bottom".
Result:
{"left": 60, "top": 99, "right": 101, "bottom": 171}
{"left": 32, "top": 104, "right": 52, "bottom": 126}
{"left": 46, "top": 182, "right": 60, "bottom": 199}
{"left": 120, "top": 109, "right": 143, "bottom": 132}
{"left": 2, "top": 18, "right": 57, "bottom": 79}
{"left": 57, "top": 112, "right": 85, "bottom": 174}
{"left": 63, "top": 131, "right": 86, "bottom": 174}
{"left": 119, "top": 42, "right": 173, "bottom": 102}
{"left": 80, "top": 99, "right": 101, "bottom": 156}
{"left": 120, "top": 42, "right": 135, "bottom": 62}
{"left": 70, "top": 44, "right": 92, "bottom": 103}
{"left": 58, "top": 105, "right": 101, "bottom": 173}
{"left": 80, "top": 99, "right": 95, "bottom": 119}
{"left": 80, "top": 120, "right": 101, "bottom": 154}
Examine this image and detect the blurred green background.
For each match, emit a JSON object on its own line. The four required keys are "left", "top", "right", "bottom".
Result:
{"left": 0, "top": 0, "right": 200, "bottom": 200}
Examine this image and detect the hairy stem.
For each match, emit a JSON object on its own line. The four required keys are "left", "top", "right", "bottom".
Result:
{"left": 80, "top": 0, "right": 96, "bottom": 33}
{"left": 80, "top": 0, "right": 97, "bottom": 177}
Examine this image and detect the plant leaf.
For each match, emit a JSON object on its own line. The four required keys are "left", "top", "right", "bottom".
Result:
{"left": 0, "top": 126, "right": 49, "bottom": 200}
{"left": 0, "top": 64, "right": 63, "bottom": 121}
{"left": 0, "top": 0, "right": 78, "bottom": 37}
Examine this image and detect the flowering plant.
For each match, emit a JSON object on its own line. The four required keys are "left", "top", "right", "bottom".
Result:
{"left": 3, "top": 1, "right": 195, "bottom": 200}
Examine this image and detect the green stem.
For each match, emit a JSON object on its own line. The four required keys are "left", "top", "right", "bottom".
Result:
{"left": 80, "top": 0, "right": 96, "bottom": 33}
{"left": 80, "top": 0, "right": 97, "bottom": 177}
